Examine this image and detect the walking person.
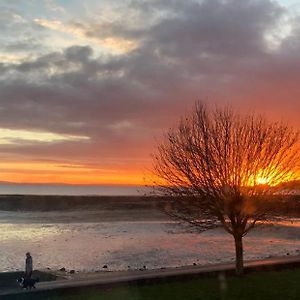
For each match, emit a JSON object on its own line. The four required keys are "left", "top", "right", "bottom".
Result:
{"left": 25, "top": 252, "right": 33, "bottom": 278}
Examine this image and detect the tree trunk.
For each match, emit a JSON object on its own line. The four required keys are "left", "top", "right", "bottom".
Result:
{"left": 234, "top": 234, "right": 244, "bottom": 276}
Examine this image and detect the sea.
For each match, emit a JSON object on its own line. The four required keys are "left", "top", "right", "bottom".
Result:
{"left": 0, "top": 183, "right": 144, "bottom": 196}
{"left": 0, "top": 183, "right": 299, "bottom": 274}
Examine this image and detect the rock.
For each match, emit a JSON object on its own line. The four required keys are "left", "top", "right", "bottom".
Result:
{"left": 59, "top": 267, "right": 66, "bottom": 272}
{"left": 69, "top": 270, "right": 75, "bottom": 274}
{"left": 286, "top": 253, "right": 290, "bottom": 256}
{"left": 143, "top": 266, "right": 146, "bottom": 270}
{"left": 193, "top": 263, "right": 197, "bottom": 266}
{"left": 103, "top": 265, "right": 108, "bottom": 269}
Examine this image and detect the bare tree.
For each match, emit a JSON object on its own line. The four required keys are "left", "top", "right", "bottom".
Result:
{"left": 151, "top": 103, "right": 299, "bottom": 275}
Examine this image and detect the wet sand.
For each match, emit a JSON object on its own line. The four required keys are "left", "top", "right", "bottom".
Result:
{"left": 1, "top": 207, "right": 299, "bottom": 274}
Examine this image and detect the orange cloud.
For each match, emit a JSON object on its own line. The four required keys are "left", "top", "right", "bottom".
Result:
{"left": 0, "top": 161, "right": 145, "bottom": 185}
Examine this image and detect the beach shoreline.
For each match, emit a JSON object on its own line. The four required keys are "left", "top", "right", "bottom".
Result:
{"left": 1, "top": 195, "right": 299, "bottom": 274}
{"left": 1, "top": 215, "right": 299, "bottom": 273}
{"left": 2, "top": 254, "right": 300, "bottom": 297}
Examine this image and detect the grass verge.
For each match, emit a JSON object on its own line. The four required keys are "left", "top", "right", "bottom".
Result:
{"left": 7, "top": 268, "right": 300, "bottom": 300}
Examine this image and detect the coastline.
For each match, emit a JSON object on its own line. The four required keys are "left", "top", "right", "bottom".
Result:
{"left": 2, "top": 255, "right": 300, "bottom": 298}
{"left": 48, "top": 252, "right": 300, "bottom": 281}
{"left": 1, "top": 210, "right": 300, "bottom": 273}
{"left": 1, "top": 195, "right": 299, "bottom": 275}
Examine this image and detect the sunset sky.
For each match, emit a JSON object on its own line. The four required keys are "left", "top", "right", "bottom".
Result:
{"left": 0, "top": 0, "right": 299, "bottom": 185}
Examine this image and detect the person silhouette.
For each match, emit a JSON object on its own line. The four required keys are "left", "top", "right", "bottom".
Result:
{"left": 25, "top": 252, "right": 33, "bottom": 278}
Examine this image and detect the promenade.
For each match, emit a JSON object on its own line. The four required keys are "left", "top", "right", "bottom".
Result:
{"left": 1, "top": 255, "right": 300, "bottom": 299}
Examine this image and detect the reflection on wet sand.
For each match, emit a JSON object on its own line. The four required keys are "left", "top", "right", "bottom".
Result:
{"left": 0, "top": 209, "right": 299, "bottom": 273}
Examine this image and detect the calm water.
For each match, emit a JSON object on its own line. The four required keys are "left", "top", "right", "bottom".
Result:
{"left": 0, "top": 208, "right": 299, "bottom": 273}
{"left": 0, "top": 183, "right": 146, "bottom": 196}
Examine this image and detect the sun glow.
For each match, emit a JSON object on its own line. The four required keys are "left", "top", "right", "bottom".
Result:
{"left": 247, "top": 168, "right": 298, "bottom": 187}
{"left": 255, "top": 176, "right": 271, "bottom": 185}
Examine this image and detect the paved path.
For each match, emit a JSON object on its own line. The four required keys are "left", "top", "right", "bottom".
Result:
{"left": 1, "top": 255, "right": 300, "bottom": 298}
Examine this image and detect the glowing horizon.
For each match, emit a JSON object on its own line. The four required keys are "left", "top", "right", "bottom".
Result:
{"left": 0, "top": 161, "right": 146, "bottom": 185}
{"left": 0, "top": 158, "right": 298, "bottom": 186}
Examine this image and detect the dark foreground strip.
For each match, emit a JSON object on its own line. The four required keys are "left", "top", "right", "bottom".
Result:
{"left": 1, "top": 255, "right": 300, "bottom": 300}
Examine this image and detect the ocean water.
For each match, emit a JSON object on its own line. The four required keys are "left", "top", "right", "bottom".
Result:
{"left": 0, "top": 183, "right": 146, "bottom": 196}
{"left": 0, "top": 208, "right": 299, "bottom": 273}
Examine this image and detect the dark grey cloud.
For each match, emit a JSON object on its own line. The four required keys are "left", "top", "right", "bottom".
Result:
{"left": 0, "top": 0, "right": 299, "bottom": 169}
{"left": 147, "top": 0, "right": 283, "bottom": 56}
